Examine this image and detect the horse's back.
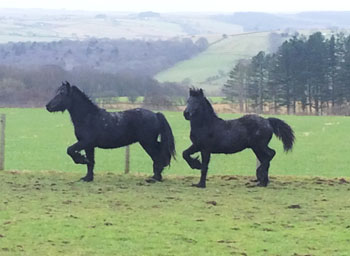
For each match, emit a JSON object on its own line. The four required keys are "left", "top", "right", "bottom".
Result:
{"left": 91, "top": 108, "right": 160, "bottom": 148}
{"left": 117, "top": 108, "right": 161, "bottom": 139}
{"left": 237, "top": 114, "right": 273, "bottom": 143}
{"left": 204, "top": 114, "right": 273, "bottom": 153}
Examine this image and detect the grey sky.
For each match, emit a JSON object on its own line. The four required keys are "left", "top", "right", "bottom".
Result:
{"left": 1, "top": 0, "right": 350, "bottom": 13}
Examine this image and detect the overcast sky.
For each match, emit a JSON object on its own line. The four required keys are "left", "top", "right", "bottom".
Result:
{"left": 0, "top": 0, "right": 350, "bottom": 13}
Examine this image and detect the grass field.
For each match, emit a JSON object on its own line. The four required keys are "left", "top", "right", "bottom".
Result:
{"left": 3, "top": 108, "right": 350, "bottom": 178}
{"left": 155, "top": 32, "right": 271, "bottom": 92}
{"left": 1, "top": 172, "right": 349, "bottom": 255}
{"left": 1, "top": 108, "right": 350, "bottom": 255}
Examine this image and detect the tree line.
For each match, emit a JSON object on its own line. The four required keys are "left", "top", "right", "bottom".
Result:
{"left": 223, "top": 32, "right": 350, "bottom": 115}
{"left": 0, "top": 37, "right": 208, "bottom": 77}
{"left": 0, "top": 37, "right": 210, "bottom": 107}
{"left": 0, "top": 65, "right": 187, "bottom": 107}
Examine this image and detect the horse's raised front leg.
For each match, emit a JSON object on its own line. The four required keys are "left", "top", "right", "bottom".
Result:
{"left": 182, "top": 144, "right": 201, "bottom": 169}
{"left": 80, "top": 147, "right": 95, "bottom": 182}
{"left": 193, "top": 151, "right": 211, "bottom": 188}
{"left": 67, "top": 141, "right": 90, "bottom": 165}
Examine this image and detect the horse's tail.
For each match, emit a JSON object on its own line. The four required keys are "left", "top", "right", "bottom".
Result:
{"left": 268, "top": 117, "right": 295, "bottom": 152}
{"left": 156, "top": 112, "right": 176, "bottom": 165}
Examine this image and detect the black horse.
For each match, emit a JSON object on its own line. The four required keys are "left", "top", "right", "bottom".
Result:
{"left": 183, "top": 88, "right": 295, "bottom": 188}
{"left": 46, "top": 82, "right": 175, "bottom": 182}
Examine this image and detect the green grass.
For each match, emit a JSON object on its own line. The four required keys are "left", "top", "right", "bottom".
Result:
{"left": 2, "top": 108, "right": 350, "bottom": 178}
{"left": 155, "top": 32, "right": 271, "bottom": 92}
{"left": 1, "top": 108, "right": 350, "bottom": 255}
{"left": 0, "top": 171, "right": 349, "bottom": 255}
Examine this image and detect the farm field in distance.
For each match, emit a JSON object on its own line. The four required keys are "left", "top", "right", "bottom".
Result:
{"left": 1, "top": 108, "right": 350, "bottom": 255}
{"left": 155, "top": 32, "right": 272, "bottom": 92}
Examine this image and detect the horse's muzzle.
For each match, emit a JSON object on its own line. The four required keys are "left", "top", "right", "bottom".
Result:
{"left": 46, "top": 103, "right": 53, "bottom": 112}
{"left": 183, "top": 110, "right": 190, "bottom": 120}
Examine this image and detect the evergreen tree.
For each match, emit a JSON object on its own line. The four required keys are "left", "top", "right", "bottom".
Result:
{"left": 247, "top": 51, "right": 268, "bottom": 113}
{"left": 305, "top": 32, "right": 328, "bottom": 114}
{"left": 222, "top": 59, "right": 250, "bottom": 112}
{"left": 222, "top": 32, "right": 350, "bottom": 115}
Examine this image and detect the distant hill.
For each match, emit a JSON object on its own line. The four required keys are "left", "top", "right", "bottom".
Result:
{"left": 155, "top": 32, "right": 281, "bottom": 93}
{"left": 296, "top": 11, "right": 350, "bottom": 27}
{"left": 0, "top": 37, "right": 208, "bottom": 76}
{"left": 214, "top": 11, "right": 350, "bottom": 31}
{"left": 1, "top": 9, "right": 350, "bottom": 44}
{"left": 154, "top": 28, "right": 342, "bottom": 93}
{"left": 0, "top": 9, "right": 243, "bottom": 43}
{"left": 2, "top": 9, "right": 350, "bottom": 95}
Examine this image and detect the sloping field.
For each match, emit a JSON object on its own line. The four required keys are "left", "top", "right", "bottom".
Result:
{"left": 155, "top": 32, "right": 271, "bottom": 92}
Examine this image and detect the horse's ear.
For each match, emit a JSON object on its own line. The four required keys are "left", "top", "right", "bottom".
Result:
{"left": 189, "top": 88, "right": 204, "bottom": 97}
{"left": 65, "top": 81, "right": 71, "bottom": 88}
{"left": 61, "top": 81, "right": 71, "bottom": 94}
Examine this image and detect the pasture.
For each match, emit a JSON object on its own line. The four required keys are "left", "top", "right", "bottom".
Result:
{"left": 4, "top": 108, "right": 350, "bottom": 177}
{"left": 155, "top": 32, "right": 271, "bottom": 92}
{"left": 1, "top": 108, "right": 350, "bottom": 255}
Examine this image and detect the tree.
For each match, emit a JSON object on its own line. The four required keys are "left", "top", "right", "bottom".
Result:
{"left": 305, "top": 32, "right": 329, "bottom": 114}
{"left": 222, "top": 59, "right": 250, "bottom": 112}
{"left": 247, "top": 51, "right": 268, "bottom": 113}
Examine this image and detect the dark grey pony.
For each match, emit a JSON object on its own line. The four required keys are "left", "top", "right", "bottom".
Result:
{"left": 46, "top": 82, "right": 175, "bottom": 182}
{"left": 182, "top": 88, "right": 295, "bottom": 188}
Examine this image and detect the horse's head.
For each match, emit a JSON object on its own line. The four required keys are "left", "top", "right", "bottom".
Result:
{"left": 184, "top": 88, "right": 206, "bottom": 120}
{"left": 46, "top": 81, "right": 72, "bottom": 112}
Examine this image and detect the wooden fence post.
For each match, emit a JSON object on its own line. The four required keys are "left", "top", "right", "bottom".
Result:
{"left": 124, "top": 145, "right": 130, "bottom": 174}
{"left": 0, "top": 114, "right": 5, "bottom": 171}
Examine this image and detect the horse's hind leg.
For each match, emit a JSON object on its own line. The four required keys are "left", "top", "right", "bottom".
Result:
{"left": 139, "top": 141, "right": 165, "bottom": 182}
{"left": 253, "top": 146, "right": 276, "bottom": 187}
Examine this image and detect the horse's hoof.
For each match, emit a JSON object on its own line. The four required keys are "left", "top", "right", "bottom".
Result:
{"left": 191, "top": 183, "right": 206, "bottom": 188}
{"left": 145, "top": 176, "right": 162, "bottom": 183}
{"left": 145, "top": 178, "right": 156, "bottom": 183}
{"left": 74, "top": 158, "right": 89, "bottom": 165}
{"left": 257, "top": 182, "right": 268, "bottom": 187}
{"left": 80, "top": 176, "right": 93, "bottom": 182}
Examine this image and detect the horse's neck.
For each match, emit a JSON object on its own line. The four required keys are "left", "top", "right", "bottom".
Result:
{"left": 190, "top": 112, "right": 218, "bottom": 129}
{"left": 68, "top": 94, "right": 99, "bottom": 125}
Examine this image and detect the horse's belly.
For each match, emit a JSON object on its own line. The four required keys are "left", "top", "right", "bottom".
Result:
{"left": 211, "top": 146, "right": 246, "bottom": 154}
{"left": 96, "top": 133, "right": 137, "bottom": 149}
{"left": 209, "top": 136, "right": 248, "bottom": 153}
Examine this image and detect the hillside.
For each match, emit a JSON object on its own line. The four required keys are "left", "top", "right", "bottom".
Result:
{"left": 0, "top": 38, "right": 208, "bottom": 76}
{"left": 2, "top": 9, "right": 350, "bottom": 95}
{"left": 215, "top": 11, "right": 350, "bottom": 31}
{"left": 0, "top": 9, "right": 243, "bottom": 43}
{"left": 155, "top": 32, "right": 277, "bottom": 93}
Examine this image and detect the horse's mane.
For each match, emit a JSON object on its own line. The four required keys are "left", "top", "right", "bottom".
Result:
{"left": 202, "top": 97, "right": 217, "bottom": 118}
{"left": 189, "top": 88, "right": 204, "bottom": 97}
{"left": 71, "top": 85, "right": 99, "bottom": 112}
{"left": 190, "top": 88, "right": 217, "bottom": 118}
